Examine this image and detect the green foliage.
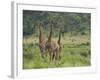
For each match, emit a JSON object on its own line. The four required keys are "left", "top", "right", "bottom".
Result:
{"left": 23, "top": 10, "right": 90, "bottom": 36}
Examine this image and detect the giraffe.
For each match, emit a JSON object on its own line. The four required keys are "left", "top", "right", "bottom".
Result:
{"left": 45, "top": 23, "right": 60, "bottom": 61}
{"left": 57, "top": 27, "right": 62, "bottom": 60}
{"left": 38, "top": 23, "right": 46, "bottom": 58}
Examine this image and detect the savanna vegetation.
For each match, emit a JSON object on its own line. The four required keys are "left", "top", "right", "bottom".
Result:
{"left": 23, "top": 10, "right": 91, "bottom": 69}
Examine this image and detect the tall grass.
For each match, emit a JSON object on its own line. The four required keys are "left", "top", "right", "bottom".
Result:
{"left": 23, "top": 34, "right": 90, "bottom": 69}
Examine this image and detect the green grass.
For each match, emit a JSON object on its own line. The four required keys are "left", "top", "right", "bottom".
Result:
{"left": 23, "top": 35, "right": 91, "bottom": 69}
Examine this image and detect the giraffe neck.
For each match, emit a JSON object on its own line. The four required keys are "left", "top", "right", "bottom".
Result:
{"left": 39, "top": 25, "right": 45, "bottom": 43}
{"left": 48, "top": 24, "right": 52, "bottom": 42}
{"left": 58, "top": 29, "right": 61, "bottom": 45}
